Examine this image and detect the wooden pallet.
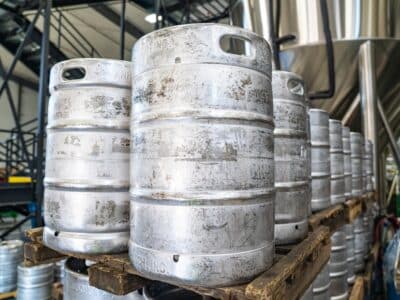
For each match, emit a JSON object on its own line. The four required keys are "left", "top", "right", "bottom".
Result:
{"left": 349, "top": 277, "right": 364, "bottom": 300}
{"left": 0, "top": 291, "right": 16, "bottom": 300}
{"left": 52, "top": 282, "right": 63, "bottom": 300}
{"left": 25, "top": 226, "right": 330, "bottom": 300}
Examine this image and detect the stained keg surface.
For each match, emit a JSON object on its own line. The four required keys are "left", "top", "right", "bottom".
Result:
{"left": 273, "top": 71, "right": 309, "bottom": 245}
{"left": 43, "top": 59, "right": 131, "bottom": 254}
{"left": 129, "top": 24, "right": 275, "bottom": 287}
{"left": 309, "top": 109, "right": 331, "bottom": 211}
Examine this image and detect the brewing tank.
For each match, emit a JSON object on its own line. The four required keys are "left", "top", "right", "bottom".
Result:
{"left": 273, "top": 71, "right": 309, "bottom": 244}
{"left": 350, "top": 132, "right": 363, "bottom": 197}
{"left": 329, "top": 228, "right": 348, "bottom": 300}
{"left": 43, "top": 59, "right": 131, "bottom": 254}
{"left": 364, "top": 140, "right": 374, "bottom": 192}
{"left": 129, "top": 24, "right": 275, "bottom": 287}
{"left": 342, "top": 126, "right": 352, "bottom": 199}
{"left": 329, "top": 120, "right": 345, "bottom": 205}
{"left": 17, "top": 263, "right": 54, "bottom": 300}
{"left": 309, "top": 109, "right": 331, "bottom": 211}
{"left": 0, "top": 240, "right": 23, "bottom": 293}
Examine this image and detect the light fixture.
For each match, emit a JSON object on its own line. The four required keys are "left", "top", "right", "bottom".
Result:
{"left": 145, "top": 13, "right": 162, "bottom": 24}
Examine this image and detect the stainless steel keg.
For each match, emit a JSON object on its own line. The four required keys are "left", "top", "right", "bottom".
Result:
{"left": 344, "top": 224, "right": 355, "bottom": 284}
{"left": 44, "top": 59, "right": 131, "bottom": 254}
{"left": 309, "top": 109, "right": 331, "bottom": 211}
{"left": 353, "top": 216, "right": 366, "bottom": 272}
{"left": 17, "top": 263, "right": 54, "bottom": 300}
{"left": 300, "top": 284, "right": 313, "bottom": 300}
{"left": 273, "top": 71, "right": 309, "bottom": 245}
{"left": 130, "top": 24, "right": 274, "bottom": 287}
{"left": 342, "top": 126, "right": 352, "bottom": 199}
{"left": 313, "top": 264, "right": 331, "bottom": 300}
{"left": 64, "top": 258, "right": 141, "bottom": 299}
{"left": 329, "top": 228, "right": 348, "bottom": 300}
{"left": 0, "top": 240, "right": 23, "bottom": 293}
{"left": 350, "top": 132, "right": 363, "bottom": 196}
{"left": 364, "top": 140, "right": 374, "bottom": 192}
{"left": 54, "top": 259, "right": 66, "bottom": 284}
{"left": 329, "top": 120, "right": 345, "bottom": 205}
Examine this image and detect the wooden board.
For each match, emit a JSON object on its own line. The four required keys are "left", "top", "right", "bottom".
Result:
{"left": 52, "top": 282, "right": 63, "bottom": 300}
{"left": 349, "top": 277, "right": 364, "bottom": 300}
{"left": 344, "top": 197, "right": 362, "bottom": 223}
{"left": 24, "top": 242, "right": 66, "bottom": 265}
{"left": 308, "top": 204, "right": 345, "bottom": 232}
{"left": 0, "top": 291, "right": 16, "bottom": 300}
{"left": 24, "top": 226, "right": 330, "bottom": 300}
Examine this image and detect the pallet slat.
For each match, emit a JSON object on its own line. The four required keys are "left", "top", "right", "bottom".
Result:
{"left": 349, "top": 277, "right": 364, "bottom": 300}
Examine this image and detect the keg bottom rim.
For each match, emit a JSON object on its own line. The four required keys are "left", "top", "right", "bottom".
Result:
{"left": 311, "top": 198, "right": 331, "bottom": 212}
{"left": 43, "top": 227, "right": 128, "bottom": 255}
{"left": 347, "top": 275, "right": 356, "bottom": 284}
{"left": 129, "top": 240, "right": 274, "bottom": 287}
{"left": 330, "top": 292, "right": 349, "bottom": 300}
{"left": 274, "top": 219, "right": 308, "bottom": 245}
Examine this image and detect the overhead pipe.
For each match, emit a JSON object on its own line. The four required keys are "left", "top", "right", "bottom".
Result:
{"left": 358, "top": 41, "right": 382, "bottom": 207}
{"left": 378, "top": 101, "right": 400, "bottom": 170}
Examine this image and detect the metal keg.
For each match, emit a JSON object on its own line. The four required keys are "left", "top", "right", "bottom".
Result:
{"left": 364, "top": 140, "right": 374, "bottom": 192}
{"left": 43, "top": 58, "right": 131, "bottom": 254}
{"left": 17, "top": 263, "right": 54, "bottom": 300}
{"left": 350, "top": 132, "right": 363, "bottom": 196}
{"left": 54, "top": 259, "right": 66, "bottom": 284}
{"left": 0, "top": 240, "right": 23, "bottom": 293}
{"left": 344, "top": 224, "right": 355, "bottom": 284}
{"left": 313, "top": 264, "right": 331, "bottom": 300}
{"left": 305, "top": 99, "right": 312, "bottom": 217}
{"left": 130, "top": 24, "right": 274, "bottom": 287}
{"left": 353, "top": 216, "right": 366, "bottom": 272}
{"left": 300, "top": 284, "right": 313, "bottom": 300}
{"left": 309, "top": 109, "right": 331, "bottom": 211}
{"left": 329, "top": 119, "right": 345, "bottom": 205}
{"left": 64, "top": 258, "right": 141, "bottom": 300}
{"left": 329, "top": 228, "right": 348, "bottom": 300}
{"left": 273, "top": 71, "right": 309, "bottom": 245}
{"left": 342, "top": 126, "right": 352, "bottom": 199}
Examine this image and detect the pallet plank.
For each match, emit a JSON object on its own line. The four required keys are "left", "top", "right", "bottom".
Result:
{"left": 88, "top": 264, "right": 149, "bottom": 295}
{"left": 24, "top": 242, "right": 66, "bottom": 265}
{"left": 344, "top": 197, "right": 362, "bottom": 223}
{"left": 0, "top": 291, "right": 16, "bottom": 300}
{"left": 349, "top": 277, "right": 364, "bottom": 300}
{"left": 245, "top": 226, "right": 331, "bottom": 300}
{"left": 308, "top": 204, "right": 345, "bottom": 232}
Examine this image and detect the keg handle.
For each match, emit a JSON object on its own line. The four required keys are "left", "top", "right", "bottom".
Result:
{"left": 59, "top": 62, "right": 87, "bottom": 82}
{"left": 218, "top": 31, "right": 257, "bottom": 60}
{"left": 287, "top": 79, "right": 304, "bottom": 96}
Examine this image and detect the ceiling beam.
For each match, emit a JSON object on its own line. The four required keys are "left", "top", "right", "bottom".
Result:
{"left": 91, "top": 4, "right": 144, "bottom": 39}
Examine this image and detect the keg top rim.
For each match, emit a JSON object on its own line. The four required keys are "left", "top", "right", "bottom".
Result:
{"left": 329, "top": 118, "right": 342, "bottom": 125}
{"left": 309, "top": 108, "right": 328, "bottom": 114}
{"left": 0, "top": 239, "right": 23, "bottom": 250}
{"left": 18, "top": 262, "right": 54, "bottom": 271}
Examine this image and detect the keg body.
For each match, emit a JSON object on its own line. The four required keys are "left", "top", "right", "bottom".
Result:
{"left": 353, "top": 216, "right": 366, "bottom": 272}
{"left": 350, "top": 132, "right": 363, "bottom": 196}
{"left": 273, "top": 71, "right": 309, "bottom": 244}
{"left": 43, "top": 59, "right": 131, "bottom": 254}
{"left": 17, "top": 263, "right": 54, "bottom": 300}
{"left": 329, "top": 120, "right": 345, "bottom": 205}
{"left": 329, "top": 229, "right": 348, "bottom": 300}
{"left": 344, "top": 224, "right": 355, "bottom": 284}
{"left": 0, "top": 240, "right": 23, "bottom": 293}
{"left": 129, "top": 24, "right": 275, "bottom": 287}
{"left": 309, "top": 109, "right": 331, "bottom": 211}
{"left": 342, "top": 126, "right": 352, "bottom": 199}
{"left": 313, "top": 263, "right": 331, "bottom": 300}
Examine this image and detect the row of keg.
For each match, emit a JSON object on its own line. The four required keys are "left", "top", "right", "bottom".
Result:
{"left": 41, "top": 23, "right": 374, "bottom": 287}
{"left": 0, "top": 240, "right": 64, "bottom": 298}
{"left": 301, "top": 206, "right": 375, "bottom": 300}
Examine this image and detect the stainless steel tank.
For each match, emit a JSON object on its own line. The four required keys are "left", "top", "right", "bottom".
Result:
{"left": 350, "top": 132, "right": 363, "bottom": 197}
{"left": 64, "top": 258, "right": 141, "bottom": 300}
{"left": 353, "top": 216, "right": 366, "bottom": 272}
{"left": 329, "top": 119, "right": 345, "bottom": 205}
{"left": 17, "top": 263, "right": 54, "bottom": 300}
{"left": 329, "top": 228, "right": 348, "bottom": 300}
{"left": 360, "top": 136, "right": 367, "bottom": 195}
{"left": 273, "top": 71, "right": 309, "bottom": 245}
{"left": 309, "top": 109, "right": 331, "bottom": 211}
{"left": 313, "top": 264, "right": 331, "bottom": 300}
{"left": 344, "top": 224, "right": 355, "bottom": 284}
{"left": 129, "top": 24, "right": 275, "bottom": 287}
{"left": 0, "top": 240, "right": 23, "bottom": 293}
{"left": 342, "top": 126, "right": 352, "bottom": 199}
{"left": 305, "top": 99, "right": 312, "bottom": 217}
{"left": 43, "top": 58, "right": 131, "bottom": 254}
{"left": 364, "top": 140, "right": 374, "bottom": 192}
